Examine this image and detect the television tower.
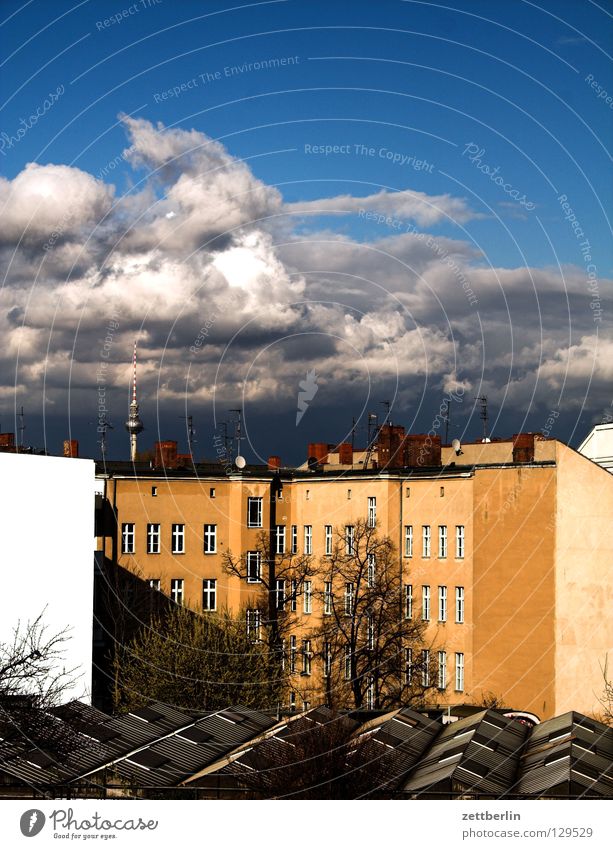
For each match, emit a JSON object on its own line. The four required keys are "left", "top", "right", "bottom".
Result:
{"left": 125, "top": 342, "right": 143, "bottom": 462}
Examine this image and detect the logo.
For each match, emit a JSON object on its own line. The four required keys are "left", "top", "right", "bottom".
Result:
{"left": 20, "top": 810, "right": 46, "bottom": 837}
{"left": 296, "top": 369, "right": 319, "bottom": 425}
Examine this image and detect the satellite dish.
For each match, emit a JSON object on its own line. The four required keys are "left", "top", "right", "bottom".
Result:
{"left": 452, "top": 438, "right": 463, "bottom": 456}
{"left": 235, "top": 455, "right": 246, "bottom": 469}
{"left": 481, "top": 437, "right": 491, "bottom": 444}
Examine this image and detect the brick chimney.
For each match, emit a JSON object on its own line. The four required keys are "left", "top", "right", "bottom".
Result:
{"left": 154, "top": 440, "right": 178, "bottom": 469}
{"left": 63, "top": 439, "right": 79, "bottom": 458}
{"left": 268, "top": 455, "right": 281, "bottom": 471}
{"left": 403, "top": 434, "right": 442, "bottom": 467}
{"left": 337, "top": 442, "right": 353, "bottom": 465}
{"left": 512, "top": 433, "right": 535, "bottom": 464}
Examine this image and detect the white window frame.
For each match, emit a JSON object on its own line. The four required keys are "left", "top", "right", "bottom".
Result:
{"left": 171, "top": 523, "right": 185, "bottom": 554}
{"left": 203, "top": 523, "right": 217, "bottom": 554}
{"left": 344, "top": 582, "right": 354, "bottom": 616}
{"left": 438, "top": 585, "right": 447, "bottom": 622}
{"left": 367, "top": 496, "right": 376, "bottom": 528}
{"left": 438, "top": 650, "right": 447, "bottom": 690}
{"left": 404, "top": 647, "right": 413, "bottom": 685}
{"left": 344, "top": 645, "right": 352, "bottom": 680}
{"left": 455, "top": 652, "right": 464, "bottom": 691}
{"left": 291, "top": 525, "right": 298, "bottom": 554}
{"left": 202, "top": 578, "right": 217, "bottom": 611}
{"left": 302, "top": 639, "right": 312, "bottom": 676}
{"left": 289, "top": 691, "right": 296, "bottom": 713}
{"left": 367, "top": 611, "right": 375, "bottom": 650}
{"left": 246, "top": 608, "right": 261, "bottom": 641}
{"left": 366, "top": 676, "right": 375, "bottom": 710}
{"left": 422, "top": 649, "right": 430, "bottom": 687}
{"left": 438, "top": 525, "right": 447, "bottom": 559}
{"left": 290, "top": 579, "right": 297, "bottom": 612}
{"left": 404, "top": 584, "right": 413, "bottom": 619}
{"left": 303, "top": 580, "right": 312, "bottom": 614}
{"left": 345, "top": 525, "right": 355, "bottom": 555}
{"left": 456, "top": 525, "right": 465, "bottom": 559}
{"left": 247, "top": 551, "right": 261, "bottom": 583}
{"left": 422, "top": 585, "right": 430, "bottom": 621}
{"left": 324, "top": 580, "right": 333, "bottom": 615}
{"left": 304, "top": 525, "right": 312, "bottom": 555}
{"left": 367, "top": 553, "right": 376, "bottom": 588}
{"left": 275, "top": 525, "right": 286, "bottom": 555}
{"left": 170, "top": 578, "right": 184, "bottom": 605}
{"left": 324, "top": 525, "right": 332, "bottom": 556}
{"left": 324, "top": 642, "right": 332, "bottom": 677}
{"left": 148, "top": 578, "right": 160, "bottom": 591}
{"left": 422, "top": 525, "right": 431, "bottom": 558}
{"left": 289, "top": 635, "right": 297, "bottom": 672}
{"left": 247, "top": 497, "right": 263, "bottom": 528}
{"left": 275, "top": 578, "right": 286, "bottom": 611}
{"left": 404, "top": 524, "right": 413, "bottom": 557}
{"left": 147, "top": 523, "right": 160, "bottom": 554}
{"left": 122, "top": 523, "right": 135, "bottom": 554}
{"left": 455, "top": 586, "right": 465, "bottom": 623}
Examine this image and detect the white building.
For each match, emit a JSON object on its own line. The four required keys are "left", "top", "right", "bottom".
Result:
{"left": 0, "top": 452, "right": 95, "bottom": 702}
{"left": 577, "top": 423, "right": 613, "bottom": 473}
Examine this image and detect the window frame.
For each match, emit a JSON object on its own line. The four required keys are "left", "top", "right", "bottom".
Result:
{"left": 422, "top": 525, "right": 431, "bottom": 558}
{"left": 147, "top": 523, "right": 160, "bottom": 555}
{"left": 438, "top": 585, "right": 447, "bottom": 622}
{"left": 422, "top": 585, "right": 431, "bottom": 621}
{"left": 324, "top": 525, "right": 332, "bottom": 556}
{"left": 303, "top": 580, "right": 312, "bottom": 614}
{"left": 170, "top": 578, "right": 184, "bottom": 605}
{"left": 202, "top": 578, "right": 217, "bottom": 611}
{"left": 344, "top": 582, "right": 354, "bottom": 616}
{"left": 304, "top": 525, "right": 312, "bottom": 555}
{"left": 438, "top": 524, "right": 448, "bottom": 559}
{"left": 345, "top": 525, "right": 355, "bottom": 555}
{"left": 438, "top": 650, "right": 447, "bottom": 690}
{"left": 404, "top": 584, "right": 413, "bottom": 620}
{"left": 367, "top": 496, "right": 376, "bottom": 528}
{"left": 247, "top": 496, "right": 263, "bottom": 528}
{"left": 121, "top": 523, "right": 135, "bottom": 554}
{"left": 455, "top": 586, "right": 465, "bottom": 623}
{"left": 404, "top": 524, "right": 413, "bottom": 557}
{"left": 171, "top": 523, "right": 185, "bottom": 554}
{"left": 456, "top": 525, "right": 465, "bottom": 559}
{"left": 246, "top": 550, "right": 262, "bottom": 583}
{"left": 203, "top": 523, "right": 217, "bottom": 554}
{"left": 324, "top": 580, "right": 333, "bottom": 615}
{"left": 275, "top": 524, "right": 286, "bottom": 555}
{"left": 455, "top": 652, "right": 465, "bottom": 691}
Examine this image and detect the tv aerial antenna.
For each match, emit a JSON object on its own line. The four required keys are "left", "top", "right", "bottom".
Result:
{"left": 475, "top": 395, "right": 489, "bottom": 442}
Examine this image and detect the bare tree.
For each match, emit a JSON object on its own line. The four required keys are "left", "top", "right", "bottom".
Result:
{"left": 311, "top": 519, "right": 440, "bottom": 710}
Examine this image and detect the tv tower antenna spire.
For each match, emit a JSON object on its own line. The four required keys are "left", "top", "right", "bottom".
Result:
{"left": 125, "top": 342, "right": 144, "bottom": 462}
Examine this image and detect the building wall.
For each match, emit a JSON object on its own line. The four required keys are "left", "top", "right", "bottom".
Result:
{"left": 0, "top": 452, "right": 95, "bottom": 702}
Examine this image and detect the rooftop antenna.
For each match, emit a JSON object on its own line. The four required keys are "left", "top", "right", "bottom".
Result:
{"left": 363, "top": 411, "right": 379, "bottom": 470}
{"left": 380, "top": 400, "right": 391, "bottom": 426}
{"left": 17, "top": 406, "right": 25, "bottom": 450}
{"left": 475, "top": 395, "right": 489, "bottom": 442}
{"left": 229, "top": 408, "right": 243, "bottom": 460}
{"left": 125, "top": 342, "right": 144, "bottom": 462}
{"left": 220, "top": 420, "right": 232, "bottom": 458}
{"left": 180, "top": 414, "right": 196, "bottom": 457}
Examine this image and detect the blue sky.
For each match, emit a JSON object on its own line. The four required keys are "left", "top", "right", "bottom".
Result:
{"left": 1, "top": 0, "right": 612, "bottom": 460}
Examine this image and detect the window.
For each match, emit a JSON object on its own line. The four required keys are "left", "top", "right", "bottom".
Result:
{"left": 422, "top": 649, "right": 430, "bottom": 687}
{"left": 209, "top": 487, "right": 216, "bottom": 498}
{"left": 344, "top": 646, "right": 352, "bottom": 680}
{"left": 247, "top": 551, "right": 261, "bottom": 583}
{"left": 347, "top": 488, "right": 352, "bottom": 500}
{"left": 290, "top": 579, "right": 297, "bottom": 612}
{"left": 366, "top": 677, "right": 375, "bottom": 710}
{"left": 404, "top": 647, "right": 413, "bottom": 685}
{"left": 121, "top": 523, "right": 135, "bottom": 554}
{"left": 203, "top": 524, "right": 217, "bottom": 554}
{"left": 440, "top": 486, "right": 444, "bottom": 497}
{"left": 422, "top": 585, "right": 430, "bottom": 621}
{"left": 304, "top": 525, "right": 312, "bottom": 555}
{"left": 324, "top": 581, "right": 333, "bottom": 615}
{"left": 438, "top": 651, "right": 447, "bottom": 689}
{"left": 302, "top": 700, "right": 311, "bottom": 712}
{"left": 367, "top": 496, "right": 376, "bottom": 528}
{"left": 172, "top": 524, "right": 185, "bottom": 554}
{"left": 170, "top": 578, "right": 184, "bottom": 605}
{"left": 289, "top": 691, "right": 296, "bottom": 713}
{"left": 275, "top": 579, "right": 286, "bottom": 611}
{"left": 345, "top": 525, "right": 355, "bottom": 555}
{"left": 303, "top": 580, "right": 312, "bottom": 614}
{"left": 291, "top": 525, "right": 298, "bottom": 554}
{"left": 147, "top": 523, "right": 160, "bottom": 554}
{"left": 438, "top": 525, "right": 447, "bottom": 558}
{"left": 455, "top": 587, "right": 465, "bottom": 623}
{"left": 405, "top": 486, "right": 411, "bottom": 498}
{"left": 422, "top": 525, "right": 431, "bottom": 557}
{"left": 366, "top": 611, "right": 375, "bottom": 649}
{"left": 202, "top": 579, "right": 217, "bottom": 611}
{"left": 148, "top": 578, "right": 160, "bottom": 591}
{"left": 455, "top": 652, "right": 464, "bottom": 691}
{"left": 302, "top": 640, "right": 312, "bottom": 675}
{"left": 367, "top": 553, "right": 376, "bottom": 588}
{"left": 275, "top": 525, "right": 286, "bottom": 555}
{"left": 404, "top": 584, "right": 413, "bottom": 619}
{"left": 438, "top": 586, "right": 447, "bottom": 622}
{"left": 280, "top": 638, "right": 285, "bottom": 671}
{"left": 456, "top": 525, "right": 465, "bottom": 559}
{"left": 151, "top": 486, "right": 157, "bottom": 497}
{"left": 247, "top": 497, "right": 263, "bottom": 528}
{"left": 306, "top": 489, "right": 311, "bottom": 501}
{"left": 289, "top": 635, "right": 297, "bottom": 672}
{"left": 246, "top": 609, "right": 261, "bottom": 641}
{"left": 344, "top": 582, "right": 354, "bottom": 616}
{"left": 324, "top": 642, "right": 332, "bottom": 677}
{"left": 404, "top": 525, "right": 413, "bottom": 557}
{"left": 324, "top": 525, "right": 332, "bottom": 556}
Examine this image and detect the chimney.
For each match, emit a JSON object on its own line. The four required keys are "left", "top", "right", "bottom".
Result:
{"left": 307, "top": 442, "right": 329, "bottom": 467}
{"left": 154, "top": 440, "right": 178, "bottom": 469}
{"left": 0, "top": 433, "right": 16, "bottom": 451}
{"left": 268, "top": 455, "right": 281, "bottom": 471}
{"left": 63, "top": 439, "right": 79, "bottom": 458}
{"left": 376, "top": 425, "right": 406, "bottom": 468}
{"left": 512, "top": 433, "right": 535, "bottom": 464}
{"left": 403, "top": 434, "right": 442, "bottom": 467}
{"left": 337, "top": 442, "right": 353, "bottom": 465}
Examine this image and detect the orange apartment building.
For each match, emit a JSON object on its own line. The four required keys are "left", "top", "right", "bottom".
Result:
{"left": 96, "top": 431, "right": 613, "bottom": 720}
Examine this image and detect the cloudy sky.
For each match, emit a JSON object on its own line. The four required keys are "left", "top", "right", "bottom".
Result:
{"left": 1, "top": 0, "right": 611, "bottom": 462}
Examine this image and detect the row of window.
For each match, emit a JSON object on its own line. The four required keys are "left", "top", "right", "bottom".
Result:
{"left": 404, "top": 584, "right": 465, "bottom": 623}
{"left": 122, "top": 521, "right": 466, "bottom": 560}
{"left": 404, "top": 648, "right": 465, "bottom": 691}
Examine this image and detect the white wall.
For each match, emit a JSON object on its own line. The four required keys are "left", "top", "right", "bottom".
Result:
{"left": 0, "top": 452, "right": 95, "bottom": 702}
